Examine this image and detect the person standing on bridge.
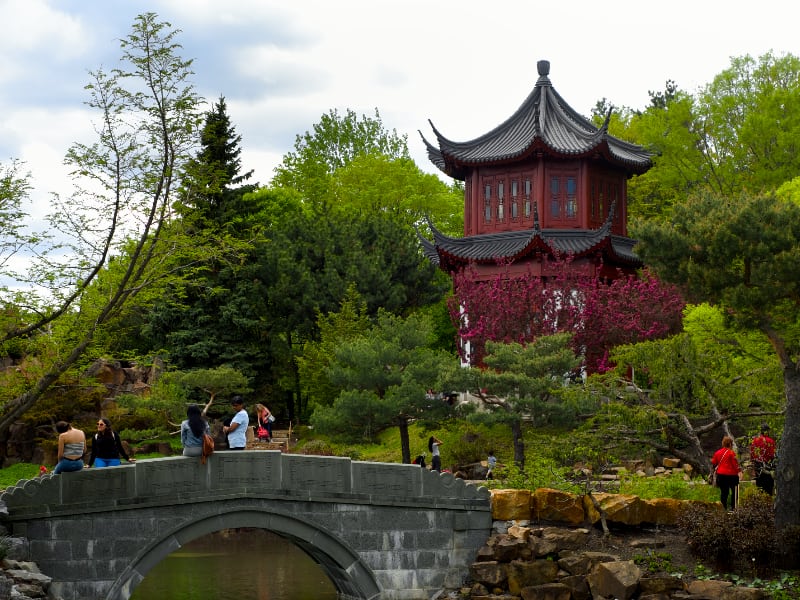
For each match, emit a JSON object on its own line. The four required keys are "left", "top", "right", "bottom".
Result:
{"left": 89, "top": 418, "right": 135, "bottom": 468}
{"left": 223, "top": 396, "right": 249, "bottom": 450}
{"left": 429, "top": 436, "right": 443, "bottom": 472}
{"left": 181, "top": 404, "right": 210, "bottom": 457}
{"left": 53, "top": 421, "right": 86, "bottom": 474}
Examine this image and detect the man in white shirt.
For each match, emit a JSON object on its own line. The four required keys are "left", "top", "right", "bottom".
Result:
{"left": 223, "top": 396, "right": 249, "bottom": 450}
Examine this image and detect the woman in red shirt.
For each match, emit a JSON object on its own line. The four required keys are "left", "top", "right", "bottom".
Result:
{"left": 711, "top": 435, "right": 741, "bottom": 511}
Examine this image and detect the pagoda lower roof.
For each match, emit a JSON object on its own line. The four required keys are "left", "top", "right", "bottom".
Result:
{"left": 418, "top": 221, "right": 642, "bottom": 271}
{"left": 420, "top": 60, "right": 652, "bottom": 180}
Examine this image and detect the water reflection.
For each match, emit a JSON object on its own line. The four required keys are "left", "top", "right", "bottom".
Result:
{"left": 131, "top": 529, "right": 338, "bottom": 600}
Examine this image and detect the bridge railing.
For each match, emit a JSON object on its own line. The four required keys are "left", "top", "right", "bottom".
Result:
{"left": 1, "top": 452, "right": 490, "bottom": 520}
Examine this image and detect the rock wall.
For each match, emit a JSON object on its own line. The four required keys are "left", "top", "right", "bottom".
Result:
{"left": 463, "top": 489, "right": 766, "bottom": 600}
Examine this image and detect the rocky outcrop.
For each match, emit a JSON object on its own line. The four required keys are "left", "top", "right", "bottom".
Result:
{"left": 457, "top": 489, "right": 767, "bottom": 600}
{"left": 0, "top": 535, "right": 61, "bottom": 600}
{"left": 464, "top": 522, "right": 766, "bottom": 600}
{"left": 496, "top": 487, "right": 724, "bottom": 528}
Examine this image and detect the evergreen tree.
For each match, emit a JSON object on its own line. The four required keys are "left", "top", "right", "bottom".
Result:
{"left": 177, "top": 95, "right": 259, "bottom": 228}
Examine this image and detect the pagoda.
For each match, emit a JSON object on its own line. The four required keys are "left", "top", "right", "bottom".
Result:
{"left": 418, "top": 60, "right": 652, "bottom": 281}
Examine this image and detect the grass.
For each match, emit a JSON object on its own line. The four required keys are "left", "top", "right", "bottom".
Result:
{"left": 0, "top": 462, "right": 45, "bottom": 490}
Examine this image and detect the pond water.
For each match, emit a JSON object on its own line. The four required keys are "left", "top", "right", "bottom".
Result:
{"left": 130, "top": 529, "right": 338, "bottom": 600}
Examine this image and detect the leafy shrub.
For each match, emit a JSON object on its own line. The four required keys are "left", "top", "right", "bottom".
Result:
{"left": 299, "top": 440, "right": 335, "bottom": 456}
{"left": 678, "top": 502, "right": 733, "bottom": 568}
{"left": 678, "top": 492, "right": 777, "bottom": 574}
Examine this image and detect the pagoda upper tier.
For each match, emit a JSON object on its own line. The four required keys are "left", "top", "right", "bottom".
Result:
{"left": 421, "top": 60, "right": 651, "bottom": 181}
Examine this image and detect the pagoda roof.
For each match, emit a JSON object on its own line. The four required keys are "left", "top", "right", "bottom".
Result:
{"left": 420, "top": 60, "right": 652, "bottom": 180}
{"left": 417, "top": 209, "right": 642, "bottom": 272}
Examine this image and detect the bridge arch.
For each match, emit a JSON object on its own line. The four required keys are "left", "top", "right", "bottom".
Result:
{"left": 109, "top": 508, "right": 380, "bottom": 600}
{"left": 1, "top": 452, "right": 491, "bottom": 600}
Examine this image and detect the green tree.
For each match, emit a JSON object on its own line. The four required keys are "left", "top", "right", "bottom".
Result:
{"left": 624, "top": 52, "right": 800, "bottom": 221}
{"left": 174, "top": 366, "right": 251, "bottom": 413}
{"left": 0, "top": 14, "right": 202, "bottom": 441}
{"left": 272, "top": 107, "right": 409, "bottom": 206}
{"left": 330, "top": 153, "right": 464, "bottom": 236}
{"left": 0, "top": 161, "right": 35, "bottom": 281}
{"left": 441, "top": 333, "right": 580, "bottom": 470}
{"left": 634, "top": 190, "right": 800, "bottom": 530}
{"left": 297, "top": 287, "right": 373, "bottom": 414}
{"left": 310, "top": 311, "right": 455, "bottom": 463}
{"left": 176, "top": 95, "right": 259, "bottom": 228}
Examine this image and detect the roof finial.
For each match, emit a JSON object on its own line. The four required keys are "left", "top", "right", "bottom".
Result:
{"left": 537, "top": 60, "right": 550, "bottom": 77}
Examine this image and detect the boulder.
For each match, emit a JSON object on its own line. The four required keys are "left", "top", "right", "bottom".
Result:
{"left": 584, "top": 492, "right": 651, "bottom": 526}
{"left": 490, "top": 488, "right": 532, "bottom": 521}
{"left": 532, "top": 488, "right": 584, "bottom": 525}
{"left": 520, "top": 582, "right": 572, "bottom": 600}
{"left": 686, "top": 578, "right": 734, "bottom": 598}
{"left": 587, "top": 560, "right": 642, "bottom": 600}
{"left": 506, "top": 558, "right": 559, "bottom": 595}
{"left": 469, "top": 561, "right": 506, "bottom": 587}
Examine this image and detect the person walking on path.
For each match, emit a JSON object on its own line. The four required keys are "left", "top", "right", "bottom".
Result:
{"left": 428, "top": 436, "right": 443, "bottom": 472}
{"left": 89, "top": 418, "right": 135, "bottom": 468}
{"left": 181, "top": 404, "right": 210, "bottom": 457}
{"left": 712, "top": 435, "right": 741, "bottom": 511}
{"left": 53, "top": 421, "right": 86, "bottom": 474}
{"left": 486, "top": 450, "right": 497, "bottom": 480}
{"left": 223, "top": 396, "right": 249, "bottom": 450}
{"left": 254, "top": 403, "right": 273, "bottom": 442}
{"left": 750, "top": 423, "right": 776, "bottom": 495}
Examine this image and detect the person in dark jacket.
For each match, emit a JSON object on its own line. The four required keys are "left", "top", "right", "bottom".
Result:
{"left": 89, "top": 418, "right": 135, "bottom": 467}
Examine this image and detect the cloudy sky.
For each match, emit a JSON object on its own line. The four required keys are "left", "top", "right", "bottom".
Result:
{"left": 2, "top": 0, "right": 798, "bottom": 215}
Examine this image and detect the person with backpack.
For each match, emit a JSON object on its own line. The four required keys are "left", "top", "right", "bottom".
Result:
{"left": 750, "top": 423, "right": 776, "bottom": 495}
{"left": 89, "top": 418, "right": 135, "bottom": 468}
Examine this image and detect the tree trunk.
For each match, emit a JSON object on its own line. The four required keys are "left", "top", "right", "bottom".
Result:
{"left": 775, "top": 364, "right": 800, "bottom": 530}
{"left": 398, "top": 418, "right": 411, "bottom": 464}
{"left": 512, "top": 420, "right": 525, "bottom": 471}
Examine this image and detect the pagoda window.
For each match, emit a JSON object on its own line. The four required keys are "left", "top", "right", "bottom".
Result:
{"left": 497, "top": 181, "right": 505, "bottom": 221}
{"left": 511, "top": 179, "right": 519, "bottom": 219}
{"left": 550, "top": 177, "right": 560, "bottom": 218}
{"left": 484, "top": 183, "right": 492, "bottom": 223}
{"left": 590, "top": 180, "right": 596, "bottom": 220}
{"left": 566, "top": 177, "right": 577, "bottom": 218}
{"left": 524, "top": 179, "right": 532, "bottom": 218}
{"left": 549, "top": 173, "right": 579, "bottom": 223}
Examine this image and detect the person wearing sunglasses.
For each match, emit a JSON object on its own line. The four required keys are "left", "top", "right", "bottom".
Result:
{"left": 88, "top": 418, "right": 136, "bottom": 468}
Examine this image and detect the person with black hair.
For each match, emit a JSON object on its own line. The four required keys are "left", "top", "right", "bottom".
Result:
{"left": 181, "top": 404, "right": 210, "bottom": 457}
{"left": 89, "top": 418, "right": 135, "bottom": 467}
{"left": 428, "top": 436, "right": 443, "bottom": 472}
{"left": 750, "top": 423, "right": 776, "bottom": 495}
{"left": 53, "top": 421, "right": 86, "bottom": 474}
{"left": 223, "top": 396, "right": 249, "bottom": 450}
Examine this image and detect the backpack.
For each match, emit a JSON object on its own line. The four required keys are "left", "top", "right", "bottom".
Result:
{"left": 201, "top": 433, "right": 215, "bottom": 464}
{"left": 413, "top": 454, "right": 426, "bottom": 468}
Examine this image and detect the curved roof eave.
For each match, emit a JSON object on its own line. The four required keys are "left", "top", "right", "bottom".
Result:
{"left": 425, "top": 60, "right": 652, "bottom": 173}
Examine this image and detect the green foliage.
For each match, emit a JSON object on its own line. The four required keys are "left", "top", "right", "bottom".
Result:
{"left": 0, "top": 463, "right": 44, "bottom": 490}
{"left": 633, "top": 550, "right": 682, "bottom": 575}
{"left": 273, "top": 107, "right": 409, "bottom": 207}
{"left": 298, "top": 439, "right": 335, "bottom": 456}
{"left": 439, "top": 334, "right": 581, "bottom": 470}
{"left": 311, "top": 310, "right": 455, "bottom": 462}
{"left": 297, "top": 287, "right": 373, "bottom": 412}
{"left": 618, "top": 472, "right": 718, "bottom": 502}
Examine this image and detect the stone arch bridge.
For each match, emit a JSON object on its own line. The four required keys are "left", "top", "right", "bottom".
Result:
{"left": 0, "top": 451, "right": 491, "bottom": 600}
